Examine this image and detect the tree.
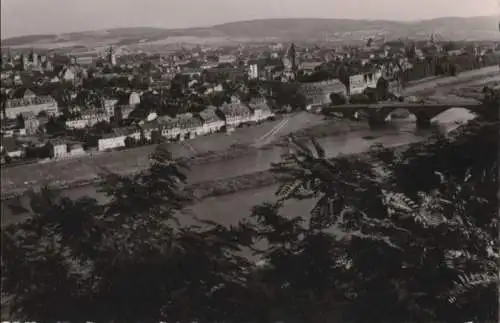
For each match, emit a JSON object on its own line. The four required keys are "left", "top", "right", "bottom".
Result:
{"left": 124, "top": 136, "right": 136, "bottom": 148}
{"left": 1, "top": 146, "right": 251, "bottom": 322}
{"left": 251, "top": 117, "right": 498, "bottom": 322}
{"left": 329, "top": 92, "right": 347, "bottom": 105}
{"left": 45, "top": 115, "right": 67, "bottom": 136}
{"left": 3, "top": 92, "right": 498, "bottom": 322}
{"left": 15, "top": 114, "right": 25, "bottom": 128}
{"left": 376, "top": 77, "right": 390, "bottom": 100}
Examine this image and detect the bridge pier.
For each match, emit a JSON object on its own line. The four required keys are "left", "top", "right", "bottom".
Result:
{"left": 414, "top": 111, "right": 432, "bottom": 129}
{"left": 368, "top": 110, "right": 388, "bottom": 128}
{"left": 341, "top": 110, "right": 361, "bottom": 121}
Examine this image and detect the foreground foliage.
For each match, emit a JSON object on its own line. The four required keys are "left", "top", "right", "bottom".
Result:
{"left": 2, "top": 111, "right": 498, "bottom": 321}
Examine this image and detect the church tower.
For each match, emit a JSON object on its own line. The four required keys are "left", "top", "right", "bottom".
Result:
{"left": 287, "top": 43, "right": 297, "bottom": 71}
{"left": 108, "top": 46, "right": 116, "bottom": 66}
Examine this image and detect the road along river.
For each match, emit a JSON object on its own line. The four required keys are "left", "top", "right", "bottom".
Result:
{"left": 1, "top": 107, "right": 477, "bottom": 226}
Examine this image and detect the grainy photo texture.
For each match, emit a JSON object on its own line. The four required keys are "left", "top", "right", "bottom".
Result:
{"left": 1, "top": 0, "right": 499, "bottom": 322}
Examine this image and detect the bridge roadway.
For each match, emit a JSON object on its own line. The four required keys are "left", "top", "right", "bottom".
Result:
{"left": 324, "top": 102, "right": 483, "bottom": 110}
{"left": 324, "top": 102, "right": 486, "bottom": 128}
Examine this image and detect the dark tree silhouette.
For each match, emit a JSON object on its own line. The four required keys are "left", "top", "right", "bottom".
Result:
{"left": 2, "top": 90, "right": 498, "bottom": 323}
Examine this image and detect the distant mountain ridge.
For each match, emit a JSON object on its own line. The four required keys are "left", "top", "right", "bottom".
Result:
{"left": 2, "top": 16, "right": 498, "bottom": 48}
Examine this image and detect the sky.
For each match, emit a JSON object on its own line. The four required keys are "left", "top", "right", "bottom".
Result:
{"left": 1, "top": 0, "right": 499, "bottom": 39}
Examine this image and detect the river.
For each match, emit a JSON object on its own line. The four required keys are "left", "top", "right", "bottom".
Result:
{"left": 1, "top": 108, "right": 475, "bottom": 225}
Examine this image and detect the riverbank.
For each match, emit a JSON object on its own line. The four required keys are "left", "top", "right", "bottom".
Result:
{"left": 1, "top": 138, "right": 413, "bottom": 227}
{"left": 0, "top": 119, "right": 367, "bottom": 200}
{"left": 189, "top": 142, "right": 411, "bottom": 200}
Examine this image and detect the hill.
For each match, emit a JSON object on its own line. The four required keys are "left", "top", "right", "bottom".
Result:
{"left": 1, "top": 16, "right": 498, "bottom": 48}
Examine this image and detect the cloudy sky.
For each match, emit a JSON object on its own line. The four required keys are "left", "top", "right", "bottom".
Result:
{"left": 1, "top": 0, "right": 498, "bottom": 38}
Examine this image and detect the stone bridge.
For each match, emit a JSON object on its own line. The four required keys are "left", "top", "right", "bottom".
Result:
{"left": 323, "top": 102, "right": 495, "bottom": 128}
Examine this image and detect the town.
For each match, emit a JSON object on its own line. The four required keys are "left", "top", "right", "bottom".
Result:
{"left": 2, "top": 1, "right": 500, "bottom": 320}
{"left": 1, "top": 37, "right": 499, "bottom": 166}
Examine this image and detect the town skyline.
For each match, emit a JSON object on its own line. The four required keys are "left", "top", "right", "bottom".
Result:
{"left": 2, "top": 0, "right": 498, "bottom": 39}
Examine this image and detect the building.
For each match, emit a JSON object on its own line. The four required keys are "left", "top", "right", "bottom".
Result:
{"left": 248, "top": 64, "right": 259, "bottom": 79}
{"left": 283, "top": 43, "right": 297, "bottom": 72}
{"left": 247, "top": 98, "right": 275, "bottom": 123}
{"left": 97, "top": 127, "right": 140, "bottom": 151}
{"left": 138, "top": 122, "right": 158, "bottom": 141}
{"left": 4, "top": 89, "right": 59, "bottom": 119}
{"left": 197, "top": 106, "right": 225, "bottom": 135}
{"left": 65, "top": 111, "right": 110, "bottom": 129}
{"left": 103, "top": 98, "right": 118, "bottom": 116}
{"left": 218, "top": 55, "right": 237, "bottom": 64}
{"left": 24, "top": 114, "right": 40, "bottom": 134}
{"left": 348, "top": 70, "right": 382, "bottom": 95}
{"left": 118, "top": 91, "right": 141, "bottom": 107}
{"left": 176, "top": 113, "right": 203, "bottom": 140}
{"left": 300, "top": 61, "right": 323, "bottom": 75}
{"left": 58, "top": 66, "right": 76, "bottom": 83}
{"left": 47, "top": 140, "right": 68, "bottom": 159}
{"left": 301, "top": 79, "right": 347, "bottom": 106}
{"left": 70, "top": 143, "right": 85, "bottom": 156}
{"left": 217, "top": 103, "right": 252, "bottom": 129}
{"left": 1, "top": 136, "right": 23, "bottom": 159}
{"left": 114, "top": 105, "right": 135, "bottom": 122}
{"left": 108, "top": 46, "right": 117, "bottom": 66}
{"left": 157, "top": 116, "right": 181, "bottom": 140}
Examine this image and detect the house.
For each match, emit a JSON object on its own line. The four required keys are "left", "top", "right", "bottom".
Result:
{"left": 97, "top": 127, "right": 141, "bottom": 151}
{"left": 1, "top": 118, "right": 20, "bottom": 137}
{"left": 117, "top": 91, "right": 141, "bottom": 107}
{"left": 197, "top": 107, "right": 224, "bottom": 135}
{"left": 103, "top": 98, "right": 118, "bottom": 116}
{"left": 217, "top": 103, "right": 252, "bottom": 129}
{"left": 157, "top": 116, "right": 181, "bottom": 140}
{"left": 24, "top": 113, "right": 41, "bottom": 134}
{"left": 247, "top": 98, "right": 275, "bottom": 123}
{"left": 218, "top": 55, "right": 237, "bottom": 64}
{"left": 176, "top": 113, "right": 203, "bottom": 140}
{"left": 114, "top": 104, "right": 135, "bottom": 122}
{"left": 203, "top": 84, "right": 224, "bottom": 95}
{"left": 348, "top": 70, "right": 382, "bottom": 96}
{"left": 65, "top": 111, "right": 110, "bottom": 129}
{"left": 300, "top": 61, "right": 323, "bottom": 75}
{"left": 58, "top": 66, "right": 76, "bottom": 82}
{"left": 1, "top": 136, "right": 23, "bottom": 159}
{"left": 138, "top": 122, "right": 159, "bottom": 141}
{"left": 247, "top": 64, "right": 259, "bottom": 79}
{"left": 67, "top": 143, "right": 85, "bottom": 156}
{"left": 47, "top": 140, "right": 68, "bottom": 159}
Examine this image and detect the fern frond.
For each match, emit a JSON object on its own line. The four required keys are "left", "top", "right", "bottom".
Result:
{"left": 448, "top": 272, "right": 499, "bottom": 304}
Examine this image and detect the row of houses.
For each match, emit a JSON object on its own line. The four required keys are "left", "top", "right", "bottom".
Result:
{"left": 97, "top": 100, "right": 274, "bottom": 151}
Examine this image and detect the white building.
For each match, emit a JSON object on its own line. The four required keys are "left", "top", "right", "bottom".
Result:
{"left": 97, "top": 127, "right": 140, "bottom": 151}
{"left": 248, "top": 64, "right": 259, "bottom": 79}
{"left": 48, "top": 140, "right": 68, "bottom": 159}
{"left": 5, "top": 93, "right": 58, "bottom": 119}
{"left": 157, "top": 116, "right": 181, "bottom": 140}
{"left": 248, "top": 99, "right": 275, "bottom": 123}
{"left": 197, "top": 106, "right": 225, "bottom": 135}
{"left": 65, "top": 112, "right": 110, "bottom": 129}
{"left": 217, "top": 103, "right": 252, "bottom": 128}
{"left": 176, "top": 113, "right": 203, "bottom": 139}
{"left": 348, "top": 70, "right": 382, "bottom": 95}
